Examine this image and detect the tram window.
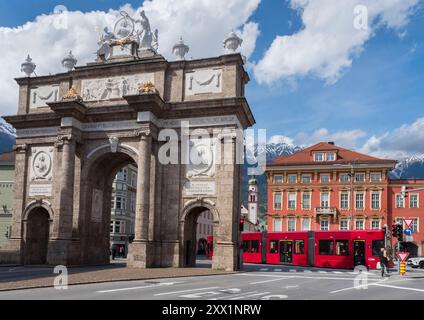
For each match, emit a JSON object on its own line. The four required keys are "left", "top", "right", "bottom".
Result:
{"left": 251, "top": 240, "right": 259, "bottom": 253}
{"left": 335, "top": 240, "right": 349, "bottom": 256}
{"left": 269, "top": 240, "right": 278, "bottom": 253}
{"left": 319, "top": 240, "right": 334, "bottom": 255}
{"left": 294, "top": 240, "right": 304, "bottom": 254}
{"left": 372, "top": 240, "right": 384, "bottom": 256}
{"left": 243, "top": 240, "right": 250, "bottom": 252}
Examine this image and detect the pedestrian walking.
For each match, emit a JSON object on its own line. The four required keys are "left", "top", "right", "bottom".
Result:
{"left": 379, "top": 247, "right": 389, "bottom": 277}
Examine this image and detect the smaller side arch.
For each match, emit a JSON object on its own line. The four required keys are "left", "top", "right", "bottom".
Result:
{"left": 180, "top": 199, "right": 220, "bottom": 224}
{"left": 23, "top": 200, "right": 54, "bottom": 222}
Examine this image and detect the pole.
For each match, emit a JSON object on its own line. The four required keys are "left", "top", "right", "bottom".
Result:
{"left": 397, "top": 241, "right": 400, "bottom": 275}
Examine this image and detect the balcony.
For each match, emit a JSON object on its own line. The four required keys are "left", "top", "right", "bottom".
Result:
{"left": 314, "top": 207, "right": 337, "bottom": 217}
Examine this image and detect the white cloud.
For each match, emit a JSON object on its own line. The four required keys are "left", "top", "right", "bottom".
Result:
{"left": 0, "top": 0, "right": 261, "bottom": 116}
{"left": 294, "top": 128, "right": 367, "bottom": 149}
{"left": 254, "top": 0, "right": 419, "bottom": 84}
{"left": 361, "top": 118, "right": 424, "bottom": 159}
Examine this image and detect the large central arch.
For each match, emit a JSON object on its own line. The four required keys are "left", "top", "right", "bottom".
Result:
{"left": 78, "top": 144, "right": 138, "bottom": 265}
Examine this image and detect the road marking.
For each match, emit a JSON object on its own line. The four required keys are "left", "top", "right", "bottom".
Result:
{"left": 373, "top": 283, "right": 424, "bottom": 293}
{"left": 289, "top": 269, "right": 297, "bottom": 273}
{"left": 261, "top": 294, "right": 288, "bottom": 300}
{"left": 240, "top": 273, "right": 369, "bottom": 281}
{"left": 259, "top": 268, "right": 268, "bottom": 271}
{"left": 249, "top": 277, "right": 293, "bottom": 285}
{"left": 209, "top": 291, "right": 257, "bottom": 300}
{"left": 154, "top": 286, "right": 220, "bottom": 297}
{"left": 230, "top": 292, "right": 270, "bottom": 300}
{"left": 97, "top": 282, "right": 178, "bottom": 293}
{"left": 303, "top": 270, "right": 312, "bottom": 273}
{"left": 330, "top": 278, "right": 388, "bottom": 294}
{"left": 318, "top": 271, "right": 328, "bottom": 273}
{"left": 332, "top": 271, "right": 343, "bottom": 274}
{"left": 273, "top": 269, "right": 282, "bottom": 272}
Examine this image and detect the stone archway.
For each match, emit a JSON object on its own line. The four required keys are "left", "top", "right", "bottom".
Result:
{"left": 180, "top": 201, "right": 219, "bottom": 268}
{"left": 78, "top": 146, "right": 138, "bottom": 265}
{"left": 23, "top": 206, "right": 51, "bottom": 265}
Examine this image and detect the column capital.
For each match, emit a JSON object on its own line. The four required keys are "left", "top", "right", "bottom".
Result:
{"left": 13, "top": 143, "right": 28, "bottom": 154}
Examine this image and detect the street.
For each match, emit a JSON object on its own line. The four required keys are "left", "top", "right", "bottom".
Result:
{"left": 0, "top": 262, "right": 423, "bottom": 300}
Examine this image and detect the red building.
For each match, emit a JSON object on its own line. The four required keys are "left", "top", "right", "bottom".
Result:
{"left": 266, "top": 142, "right": 424, "bottom": 257}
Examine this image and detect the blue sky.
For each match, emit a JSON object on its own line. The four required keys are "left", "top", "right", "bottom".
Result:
{"left": 0, "top": 0, "right": 423, "bottom": 157}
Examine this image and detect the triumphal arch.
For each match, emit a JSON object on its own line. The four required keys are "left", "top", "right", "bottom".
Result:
{"left": 0, "top": 11, "right": 254, "bottom": 271}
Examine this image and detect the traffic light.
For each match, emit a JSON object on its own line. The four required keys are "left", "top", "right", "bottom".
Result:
{"left": 396, "top": 224, "right": 404, "bottom": 242}
{"left": 239, "top": 219, "right": 244, "bottom": 232}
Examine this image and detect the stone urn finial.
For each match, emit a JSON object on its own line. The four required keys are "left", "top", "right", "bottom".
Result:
{"left": 172, "top": 36, "right": 190, "bottom": 60}
{"left": 223, "top": 30, "right": 243, "bottom": 53}
{"left": 21, "top": 54, "right": 36, "bottom": 77}
{"left": 62, "top": 51, "right": 78, "bottom": 71}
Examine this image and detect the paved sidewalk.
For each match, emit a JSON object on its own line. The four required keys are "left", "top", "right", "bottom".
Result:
{"left": 0, "top": 266, "right": 234, "bottom": 291}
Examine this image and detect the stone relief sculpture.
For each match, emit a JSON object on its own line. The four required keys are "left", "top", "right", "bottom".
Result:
{"left": 81, "top": 73, "right": 154, "bottom": 101}
{"left": 186, "top": 69, "right": 223, "bottom": 96}
{"left": 30, "top": 147, "right": 54, "bottom": 181}
{"left": 109, "top": 136, "right": 120, "bottom": 153}
{"left": 187, "top": 139, "right": 215, "bottom": 178}
{"left": 91, "top": 189, "right": 103, "bottom": 223}
{"left": 30, "top": 85, "right": 60, "bottom": 108}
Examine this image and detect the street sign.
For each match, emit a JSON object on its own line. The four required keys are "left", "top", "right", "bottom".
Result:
{"left": 403, "top": 218, "right": 414, "bottom": 229}
{"left": 404, "top": 228, "right": 412, "bottom": 236}
{"left": 396, "top": 252, "right": 410, "bottom": 262}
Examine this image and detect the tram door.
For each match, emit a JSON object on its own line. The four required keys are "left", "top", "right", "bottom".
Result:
{"left": 353, "top": 240, "right": 366, "bottom": 267}
{"left": 280, "top": 240, "right": 293, "bottom": 264}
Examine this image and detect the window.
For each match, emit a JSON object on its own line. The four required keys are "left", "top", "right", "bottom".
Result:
{"left": 355, "top": 219, "right": 364, "bottom": 230}
{"left": 287, "top": 217, "right": 296, "bottom": 232}
{"left": 319, "top": 240, "right": 334, "bottom": 255}
{"left": 301, "top": 218, "right": 311, "bottom": 231}
{"left": 355, "top": 193, "right": 364, "bottom": 209}
{"left": 371, "top": 192, "right": 380, "bottom": 209}
{"left": 320, "top": 219, "right": 329, "bottom": 231}
{"left": 355, "top": 173, "right": 365, "bottom": 182}
{"left": 410, "top": 194, "right": 418, "bottom": 208}
{"left": 114, "top": 220, "right": 121, "bottom": 233}
{"left": 326, "top": 153, "right": 335, "bottom": 161}
{"left": 273, "top": 218, "right": 282, "bottom": 232}
{"left": 288, "top": 174, "right": 297, "bottom": 184}
{"left": 320, "top": 174, "right": 330, "bottom": 183}
{"left": 269, "top": 240, "right": 278, "bottom": 254}
{"left": 288, "top": 193, "right": 296, "bottom": 209}
{"left": 302, "top": 192, "right": 311, "bottom": 210}
{"left": 273, "top": 175, "right": 283, "bottom": 184}
{"left": 295, "top": 240, "right": 304, "bottom": 254}
{"left": 123, "top": 169, "right": 128, "bottom": 182}
{"left": 370, "top": 172, "right": 381, "bottom": 182}
{"left": 314, "top": 153, "right": 324, "bottom": 161}
{"left": 111, "top": 198, "right": 115, "bottom": 209}
{"left": 301, "top": 174, "right": 311, "bottom": 183}
{"left": 371, "top": 219, "right": 380, "bottom": 230}
{"left": 372, "top": 240, "right": 384, "bottom": 256}
{"left": 335, "top": 240, "right": 349, "bottom": 256}
{"left": 340, "top": 174, "right": 350, "bottom": 182}
{"left": 340, "top": 219, "right": 349, "bottom": 231}
{"left": 398, "top": 218, "right": 420, "bottom": 233}
{"left": 116, "top": 197, "right": 123, "bottom": 209}
{"left": 340, "top": 192, "right": 349, "bottom": 209}
{"left": 273, "top": 192, "right": 282, "bottom": 210}
{"left": 110, "top": 221, "right": 114, "bottom": 233}
{"left": 250, "top": 240, "right": 259, "bottom": 253}
{"left": 396, "top": 194, "right": 404, "bottom": 208}
{"left": 243, "top": 240, "right": 249, "bottom": 252}
{"left": 321, "top": 192, "right": 329, "bottom": 208}
{"left": 131, "top": 172, "right": 137, "bottom": 187}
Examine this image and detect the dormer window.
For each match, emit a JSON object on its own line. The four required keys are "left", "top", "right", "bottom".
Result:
{"left": 326, "top": 153, "right": 335, "bottom": 161}
{"left": 314, "top": 153, "right": 324, "bottom": 161}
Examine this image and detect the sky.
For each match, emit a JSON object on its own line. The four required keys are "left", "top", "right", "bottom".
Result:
{"left": 0, "top": 0, "right": 423, "bottom": 159}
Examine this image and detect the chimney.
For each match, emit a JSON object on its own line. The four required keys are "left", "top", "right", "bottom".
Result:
{"left": 328, "top": 141, "right": 335, "bottom": 145}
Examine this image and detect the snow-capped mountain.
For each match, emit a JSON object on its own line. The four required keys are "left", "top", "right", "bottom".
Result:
{"left": 0, "top": 121, "right": 16, "bottom": 154}
{"left": 390, "top": 155, "right": 424, "bottom": 179}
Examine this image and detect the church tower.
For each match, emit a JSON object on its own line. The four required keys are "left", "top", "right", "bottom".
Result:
{"left": 248, "top": 177, "right": 258, "bottom": 225}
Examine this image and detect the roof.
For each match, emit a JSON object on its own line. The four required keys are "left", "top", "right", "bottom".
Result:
{"left": 268, "top": 142, "right": 396, "bottom": 167}
{"left": 0, "top": 151, "right": 15, "bottom": 165}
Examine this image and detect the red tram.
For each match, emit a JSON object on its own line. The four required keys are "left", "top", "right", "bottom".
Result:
{"left": 208, "top": 230, "right": 384, "bottom": 269}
